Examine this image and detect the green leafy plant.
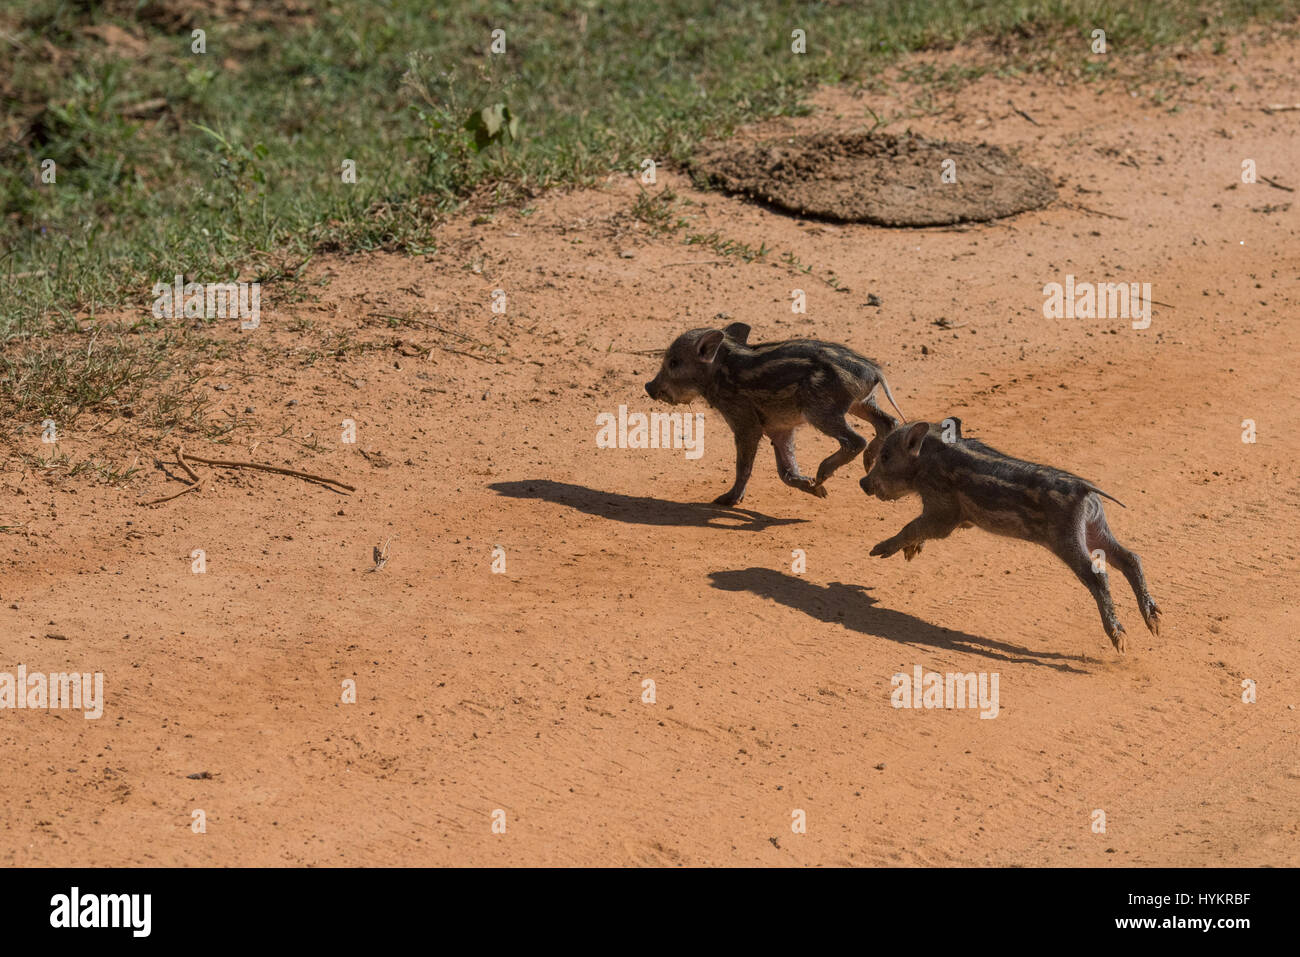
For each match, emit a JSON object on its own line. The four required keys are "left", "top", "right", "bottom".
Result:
{"left": 464, "top": 103, "right": 519, "bottom": 152}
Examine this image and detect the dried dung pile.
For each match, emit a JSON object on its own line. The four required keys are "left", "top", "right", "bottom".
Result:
{"left": 692, "top": 131, "right": 1057, "bottom": 226}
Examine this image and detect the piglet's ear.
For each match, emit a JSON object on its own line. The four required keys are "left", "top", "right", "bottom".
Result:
{"left": 722, "top": 322, "right": 751, "bottom": 344}
{"left": 697, "top": 329, "right": 725, "bottom": 362}
{"left": 905, "top": 421, "right": 930, "bottom": 457}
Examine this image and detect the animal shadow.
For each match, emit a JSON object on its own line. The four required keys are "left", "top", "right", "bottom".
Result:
{"left": 489, "top": 480, "right": 806, "bottom": 532}
{"left": 708, "top": 567, "right": 1090, "bottom": 672}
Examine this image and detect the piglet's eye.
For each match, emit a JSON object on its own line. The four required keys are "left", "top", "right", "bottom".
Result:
{"left": 668, "top": 359, "right": 679, "bottom": 370}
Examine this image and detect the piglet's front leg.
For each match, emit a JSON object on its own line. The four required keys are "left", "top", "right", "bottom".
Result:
{"left": 713, "top": 417, "right": 761, "bottom": 507}
{"left": 870, "top": 508, "right": 961, "bottom": 561}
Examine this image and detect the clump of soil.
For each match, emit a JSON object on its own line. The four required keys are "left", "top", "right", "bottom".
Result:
{"left": 692, "top": 131, "right": 1057, "bottom": 226}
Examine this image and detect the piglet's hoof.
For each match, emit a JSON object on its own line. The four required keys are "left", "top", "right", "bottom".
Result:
{"left": 1109, "top": 623, "right": 1128, "bottom": 654}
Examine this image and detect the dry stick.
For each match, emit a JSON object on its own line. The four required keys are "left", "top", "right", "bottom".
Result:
{"left": 1060, "top": 200, "right": 1128, "bottom": 221}
{"left": 175, "top": 445, "right": 203, "bottom": 486}
{"left": 1009, "top": 101, "right": 1041, "bottom": 127}
{"left": 139, "top": 447, "right": 205, "bottom": 506}
{"left": 121, "top": 97, "right": 167, "bottom": 117}
{"left": 433, "top": 325, "right": 498, "bottom": 352}
{"left": 179, "top": 454, "right": 356, "bottom": 492}
{"left": 140, "top": 484, "right": 202, "bottom": 507}
{"left": 1260, "top": 176, "right": 1294, "bottom": 193}
{"left": 439, "top": 345, "right": 496, "bottom": 363}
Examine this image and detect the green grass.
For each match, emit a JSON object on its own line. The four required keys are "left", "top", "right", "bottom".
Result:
{"left": 0, "top": 329, "right": 213, "bottom": 426}
{"left": 1, "top": 1, "right": 1297, "bottom": 355}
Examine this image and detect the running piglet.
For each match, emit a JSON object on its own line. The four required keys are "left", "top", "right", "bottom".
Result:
{"left": 860, "top": 418, "right": 1161, "bottom": 652}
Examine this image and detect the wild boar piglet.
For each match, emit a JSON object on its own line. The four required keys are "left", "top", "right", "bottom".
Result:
{"left": 646, "top": 322, "right": 905, "bottom": 506}
{"left": 861, "top": 418, "right": 1160, "bottom": 652}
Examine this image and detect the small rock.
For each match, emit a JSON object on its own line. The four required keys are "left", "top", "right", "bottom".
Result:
{"left": 619, "top": 249, "right": 635, "bottom": 259}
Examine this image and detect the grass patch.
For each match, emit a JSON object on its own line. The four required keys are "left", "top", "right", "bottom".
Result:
{"left": 0, "top": 331, "right": 210, "bottom": 429}
{"left": 4, "top": 0, "right": 1298, "bottom": 336}
{"left": 0, "top": 0, "right": 1297, "bottom": 452}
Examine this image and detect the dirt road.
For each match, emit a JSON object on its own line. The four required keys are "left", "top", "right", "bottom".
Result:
{"left": 2, "top": 38, "right": 1296, "bottom": 866}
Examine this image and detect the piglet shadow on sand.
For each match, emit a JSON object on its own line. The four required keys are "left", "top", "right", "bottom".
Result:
{"left": 489, "top": 480, "right": 806, "bottom": 532}
{"left": 709, "top": 567, "right": 1090, "bottom": 672}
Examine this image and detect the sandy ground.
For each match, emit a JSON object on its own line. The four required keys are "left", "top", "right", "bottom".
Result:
{"left": 2, "top": 37, "right": 1298, "bottom": 866}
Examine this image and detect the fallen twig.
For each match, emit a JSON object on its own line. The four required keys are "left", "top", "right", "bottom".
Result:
{"left": 176, "top": 454, "right": 355, "bottom": 492}
{"left": 438, "top": 345, "right": 497, "bottom": 363}
{"left": 1009, "top": 101, "right": 1041, "bottom": 127}
{"left": 121, "top": 97, "right": 168, "bottom": 117}
{"left": 175, "top": 445, "right": 203, "bottom": 486}
{"left": 1059, "top": 200, "right": 1128, "bottom": 221}
{"left": 139, "top": 484, "right": 202, "bottom": 507}
{"left": 1260, "top": 176, "right": 1294, "bottom": 193}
